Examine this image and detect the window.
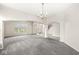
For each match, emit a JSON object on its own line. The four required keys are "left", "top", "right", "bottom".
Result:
{"left": 15, "top": 24, "right": 26, "bottom": 33}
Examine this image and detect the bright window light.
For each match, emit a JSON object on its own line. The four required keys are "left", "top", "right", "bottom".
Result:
{"left": 15, "top": 24, "right": 26, "bottom": 33}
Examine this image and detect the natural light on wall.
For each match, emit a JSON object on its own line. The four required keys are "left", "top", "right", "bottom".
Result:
{"left": 0, "top": 15, "right": 6, "bottom": 49}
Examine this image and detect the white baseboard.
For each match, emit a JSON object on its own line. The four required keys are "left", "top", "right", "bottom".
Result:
{"left": 60, "top": 39, "right": 64, "bottom": 42}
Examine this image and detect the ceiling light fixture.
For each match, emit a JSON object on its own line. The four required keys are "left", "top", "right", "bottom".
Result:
{"left": 40, "top": 3, "right": 47, "bottom": 23}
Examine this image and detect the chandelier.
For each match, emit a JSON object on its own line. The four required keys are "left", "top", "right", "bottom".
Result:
{"left": 40, "top": 3, "right": 47, "bottom": 21}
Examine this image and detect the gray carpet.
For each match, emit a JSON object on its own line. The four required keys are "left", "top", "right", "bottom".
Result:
{"left": 0, "top": 35, "right": 79, "bottom": 55}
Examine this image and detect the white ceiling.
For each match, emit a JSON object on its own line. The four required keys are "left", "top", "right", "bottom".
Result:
{"left": 1, "top": 3, "right": 71, "bottom": 17}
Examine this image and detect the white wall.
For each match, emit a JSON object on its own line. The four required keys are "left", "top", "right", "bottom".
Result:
{"left": 64, "top": 4, "right": 79, "bottom": 52}
{"left": 48, "top": 22, "right": 60, "bottom": 37}
{"left": 47, "top": 12, "right": 65, "bottom": 41}
{"left": 0, "top": 16, "right": 3, "bottom": 49}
